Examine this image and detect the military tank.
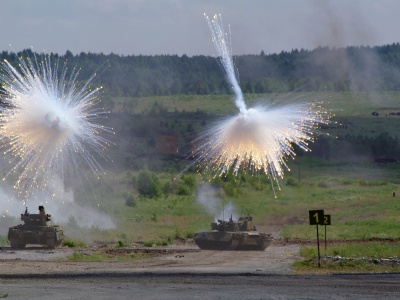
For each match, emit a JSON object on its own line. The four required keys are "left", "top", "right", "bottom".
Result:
{"left": 8, "top": 205, "right": 64, "bottom": 249}
{"left": 194, "top": 215, "right": 273, "bottom": 250}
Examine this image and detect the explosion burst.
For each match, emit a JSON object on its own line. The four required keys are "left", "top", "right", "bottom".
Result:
{"left": 193, "top": 14, "right": 330, "bottom": 194}
{"left": 0, "top": 51, "right": 112, "bottom": 198}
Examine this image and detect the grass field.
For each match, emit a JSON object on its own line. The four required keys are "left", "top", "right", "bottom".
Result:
{"left": 106, "top": 91, "right": 400, "bottom": 271}
{"left": 110, "top": 91, "right": 400, "bottom": 137}
{"left": 110, "top": 91, "right": 400, "bottom": 114}
{"left": 2, "top": 91, "right": 400, "bottom": 272}
{"left": 59, "top": 155, "right": 400, "bottom": 244}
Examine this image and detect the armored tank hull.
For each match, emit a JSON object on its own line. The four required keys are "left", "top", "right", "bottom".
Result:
{"left": 194, "top": 216, "right": 273, "bottom": 251}
{"left": 8, "top": 206, "right": 64, "bottom": 249}
{"left": 8, "top": 224, "right": 64, "bottom": 249}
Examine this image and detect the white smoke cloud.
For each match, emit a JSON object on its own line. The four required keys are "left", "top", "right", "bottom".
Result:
{"left": 196, "top": 183, "right": 237, "bottom": 222}
{"left": 0, "top": 176, "right": 115, "bottom": 232}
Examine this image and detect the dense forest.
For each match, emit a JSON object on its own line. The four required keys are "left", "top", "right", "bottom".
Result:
{"left": 2, "top": 43, "right": 400, "bottom": 96}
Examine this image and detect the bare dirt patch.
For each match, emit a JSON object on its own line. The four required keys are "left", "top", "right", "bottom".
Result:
{"left": 1, "top": 240, "right": 400, "bottom": 299}
{"left": 0, "top": 239, "right": 300, "bottom": 276}
{"left": 2, "top": 237, "right": 398, "bottom": 277}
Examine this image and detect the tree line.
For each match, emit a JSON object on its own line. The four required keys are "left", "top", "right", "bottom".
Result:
{"left": 2, "top": 43, "right": 400, "bottom": 96}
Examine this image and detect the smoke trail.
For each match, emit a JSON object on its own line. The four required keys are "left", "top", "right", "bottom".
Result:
{"left": 192, "top": 15, "right": 330, "bottom": 196}
{"left": 205, "top": 14, "right": 246, "bottom": 114}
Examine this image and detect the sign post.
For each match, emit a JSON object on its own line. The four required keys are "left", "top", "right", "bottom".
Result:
{"left": 323, "top": 215, "right": 331, "bottom": 250}
{"left": 309, "top": 210, "right": 324, "bottom": 267}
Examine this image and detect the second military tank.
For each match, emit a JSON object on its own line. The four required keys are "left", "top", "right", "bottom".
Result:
{"left": 194, "top": 215, "right": 273, "bottom": 250}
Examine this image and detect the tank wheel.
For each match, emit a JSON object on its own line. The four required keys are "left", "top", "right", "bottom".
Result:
{"left": 10, "top": 240, "right": 26, "bottom": 249}
{"left": 10, "top": 240, "right": 17, "bottom": 249}
{"left": 47, "top": 238, "right": 56, "bottom": 249}
{"left": 228, "top": 239, "right": 239, "bottom": 250}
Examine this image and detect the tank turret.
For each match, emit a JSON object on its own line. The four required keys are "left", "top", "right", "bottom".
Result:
{"left": 20, "top": 205, "right": 51, "bottom": 226}
{"left": 8, "top": 206, "right": 64, "bottom": 249}
{"left": 194, "top": 215, "right": 273, "bottom": 250}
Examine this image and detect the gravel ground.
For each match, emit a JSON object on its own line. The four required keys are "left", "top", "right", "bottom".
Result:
{"left": 0, "top": 241, "right": 300, "bottom": 275}
{"left": 0, "top": 241, "right": 399, "bottom": 299}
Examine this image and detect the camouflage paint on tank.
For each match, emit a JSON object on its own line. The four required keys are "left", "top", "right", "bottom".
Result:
{"left": 194, "top": 215, "right": 273, "bottom": 251}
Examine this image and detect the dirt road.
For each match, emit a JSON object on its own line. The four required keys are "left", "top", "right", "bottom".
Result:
{"left": 0, "top": 242, "right": 300, "bottom": 275}
{"left": 0, "top": 241, "right": 399, "bottom": 299}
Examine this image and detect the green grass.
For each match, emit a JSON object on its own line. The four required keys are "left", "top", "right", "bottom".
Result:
{"left": 293, "top": 241, "right": 400, "bottom": 273}
{"left": 65, "top": 250, "right": 149, "bottom": 261}
{"left": 1, "top": 91, "right": 399, "bottom": 273}
{"left": 110, "top": 91, "right": 400, "bottom": 139}
{"left": 63, "top": 156, "right": 400, "bottom": 248}
{"left": 62, "top": 238, "right": 86, "bottom": 248}
{"left": 112, "top": 94, "right": 238, "bottom": 115}
{"left": 301, "top": 241, "right": 400, "bottom": 258}
{"left": 59, "top": 91, "right": 400, "bottom": 272}
{"left": 0, "top": 236, "right": 9, "bottom": 246}
{"left": 78, "top": 157, "right": 400, "bottom": 243}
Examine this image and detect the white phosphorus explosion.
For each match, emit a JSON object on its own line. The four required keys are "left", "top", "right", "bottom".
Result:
{"left": 195, "top": 14, "right": 330, "bottom": 195}
{"left": 0, "top": 51, "right": 112, "bottom": 199}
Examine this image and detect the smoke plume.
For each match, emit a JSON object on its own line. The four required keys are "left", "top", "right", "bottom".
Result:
{"left": 196, "top": 183, "right": 238, "bottom": 222}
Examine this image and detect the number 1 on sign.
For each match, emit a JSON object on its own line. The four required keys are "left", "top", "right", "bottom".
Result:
{"left": 309, "top": 210, "right": 324, "bottom": 225}
{"left": 314, "top": 212, "right": 320, "bottom": 224}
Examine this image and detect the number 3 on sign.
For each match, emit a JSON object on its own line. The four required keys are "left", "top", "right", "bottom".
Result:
{"left": 309, "top": 210, "right": 324, "bottom": 225}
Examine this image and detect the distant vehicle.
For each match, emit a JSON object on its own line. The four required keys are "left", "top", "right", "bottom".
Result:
{"left": 194, "top": 215, "right": 273, "bottom": 250}
{"left": 8, "top": 206, "right": 64, "bottom": 249}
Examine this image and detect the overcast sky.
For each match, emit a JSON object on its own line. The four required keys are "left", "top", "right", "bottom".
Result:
{"left": 2, "top": 0, "right": 400, "bottom": 56}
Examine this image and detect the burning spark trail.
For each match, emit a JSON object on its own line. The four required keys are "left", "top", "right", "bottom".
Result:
{"left": 0, "top": 51, "right": 112, "bottom": 198}
{"left": 194, "top": 15, "right": 330, "bottom": 194}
